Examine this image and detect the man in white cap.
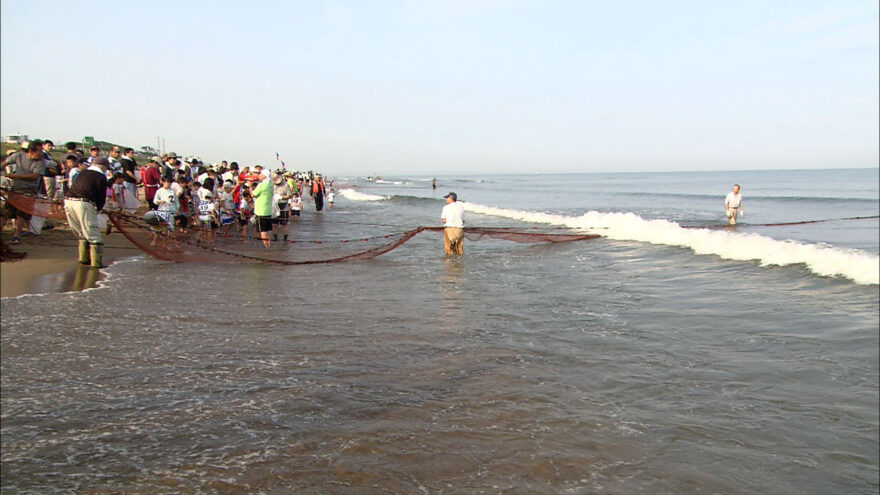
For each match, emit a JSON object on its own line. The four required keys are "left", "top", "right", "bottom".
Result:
{"left": 64, "top": 156, "right": 109, "bottom": 267}
{"left": 441, "top": 192, "right": 465, "bottom": 255}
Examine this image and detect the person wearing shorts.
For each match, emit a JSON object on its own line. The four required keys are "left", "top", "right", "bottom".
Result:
{"left": 251, "top": 172, "right": 274, "bottom": 248}
{"left": 219, "top": 183, "right": 237, "bottom": 237}
{"left": 272, "top": 171, "right": 292, "bottom": 241}
{"left": 196, "top": 191, "right": 217, "bottom": 244}
{"left": 290, "top": 194, "right": 302, "bottom": 218}
{"left": 153, "top": 176, "right": 180, "bottom": 248}
{"left": 236, "top": 187, "right": 253, "bottom": 241}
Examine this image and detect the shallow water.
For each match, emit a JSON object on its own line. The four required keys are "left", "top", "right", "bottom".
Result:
{"left": 2, "top": 169, "right": 878, "bottom": 493}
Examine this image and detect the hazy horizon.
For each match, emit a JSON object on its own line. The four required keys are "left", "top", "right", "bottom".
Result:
{"left": 2, "top": 1, "right": 877, "bottom": 176}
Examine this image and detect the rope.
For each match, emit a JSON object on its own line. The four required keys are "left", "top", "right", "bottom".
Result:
{"left": 3, "top": 189, "right": 875, "bottom": 265}
{"left": 681, "top": 215, "right": 879, "bottom": 229}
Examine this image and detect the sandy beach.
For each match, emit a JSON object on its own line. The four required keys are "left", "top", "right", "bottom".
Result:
{"left": 1, "top": 224, "right": 142, "bottom": 298}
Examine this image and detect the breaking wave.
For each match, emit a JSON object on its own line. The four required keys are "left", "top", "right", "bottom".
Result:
{"left": 462, "top": 203, "right": 879, "bottom": 285}
{"left": 340, "top": 189, "right": 877, "bottom": 284}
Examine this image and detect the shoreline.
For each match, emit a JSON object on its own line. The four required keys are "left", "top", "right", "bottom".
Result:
{"left": 1, "top": 225, "right": 141, "bottom": 298}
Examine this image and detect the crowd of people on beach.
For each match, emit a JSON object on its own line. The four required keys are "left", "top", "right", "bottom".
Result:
{"left": 1, "top": 139, "right": 336, "bottom": 264}
{"left": 3, "top": 138, "right": 748, "bottom": 266}
{"left": 135, "top": 151, "right": 334, "bottom": 249}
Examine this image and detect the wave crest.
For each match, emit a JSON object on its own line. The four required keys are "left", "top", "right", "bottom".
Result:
{"left": 464, "top": 203, "right": 879, "bottom": 285}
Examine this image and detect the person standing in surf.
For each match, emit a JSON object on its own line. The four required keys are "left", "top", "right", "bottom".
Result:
{"left": 312, "top": 175, "right": 326, "bottom": 211}
{"left": 251, "top": 172, "right": 274, "bottom": 248}
{"left": 725, "top": 184, "right": 744, "bottom": 225}
{"left": 441, "top": 192, "right": 465, "bottom": 255}
{"left": 64, "top": 156, "right": 109, "bottom": 267}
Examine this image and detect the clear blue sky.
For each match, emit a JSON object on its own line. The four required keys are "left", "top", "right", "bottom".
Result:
{"left": 2, "top": 0, "right": 877, "bottom": 175}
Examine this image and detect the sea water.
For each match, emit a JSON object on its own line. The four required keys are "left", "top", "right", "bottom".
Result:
{"left": 2, "top": 168, "right": 877, "bottom": 493}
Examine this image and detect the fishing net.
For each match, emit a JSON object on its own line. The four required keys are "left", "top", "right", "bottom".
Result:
{"left": 2, "top": 190, "right": 600, "bottom": 265}
{"left": 2, "top": 189, "right": 67, "bottom": 221}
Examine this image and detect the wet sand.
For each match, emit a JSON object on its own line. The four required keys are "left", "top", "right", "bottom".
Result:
{"left": 1, "top": 225, "right": 141, "bottom": 298}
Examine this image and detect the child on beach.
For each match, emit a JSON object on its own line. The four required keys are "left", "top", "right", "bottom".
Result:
{"left": 153, "top": 176, "right": 180, "bottom": 248}
{"left": 196, "top": 191, "right": 218, "bottom": 245}
{"left": 237, "top": 187, "right": 254, "bottom": 242}
{"left": 327, "top": 188, "right": 335, "bottom": 208}
{"left": 107, "top": 173, "right": 126, "bottom": 212}
{"left": 290, "top": 194, "right": 303, "bottom": 218}
{"left": 176, "top": 176, "right": 193, "bottom": 231}
{"left": 219, "top": 182, "right": 236, "bottom": 237}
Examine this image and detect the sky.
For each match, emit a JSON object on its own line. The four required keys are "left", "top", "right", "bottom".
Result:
{"left": 1, "top": 0, "right": 877, "bottom": 176}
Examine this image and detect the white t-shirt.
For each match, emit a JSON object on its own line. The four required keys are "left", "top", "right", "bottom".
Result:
{"left": 291, "top": 196, "right": 303, "bottom": 211}
{"left": 725, "top": 191, "right": 742, "bottom": 209}
{"left": 197, "top": 187, "right": 213, "bottom": 202}
{"left": 441, "top": 201, "right": 465, "bottom": 228}
{"left": 198, "top": 199, "right": 215, "bottom": 221}
{"left": 220, "top": 191, "right": 234, "bottom": 212}
{"left": 155, "top": 187, "right": 178, "bottom": 213}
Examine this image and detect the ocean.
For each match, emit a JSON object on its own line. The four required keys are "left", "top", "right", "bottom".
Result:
{"left": 2, "top": 168, "right": 878, "bottom": 494}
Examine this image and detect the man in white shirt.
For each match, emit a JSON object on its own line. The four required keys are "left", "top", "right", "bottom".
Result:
{"left": 441, "top": 192, "right": 465, "bottom": 255}
{"left": 725, "top": 184, "right": 744, "bottom": 225}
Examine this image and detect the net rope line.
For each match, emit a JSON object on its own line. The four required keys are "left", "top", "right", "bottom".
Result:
{"left": 0, "top": 191, "right": 599, "bottom": 264}
{"left": 5, "top": 189, "right": 877, "bottom": 229}
{"left": 680, "top": 216, "right": 880, "bottom": 229}
{"left": 108, "top": 214, "right": 599, "bottom": 265}
{"left": 108, "top": 212, "right": 433, "bottom": 265}
{"left": 3, "top": 189, "right": 877, "bottom": 264}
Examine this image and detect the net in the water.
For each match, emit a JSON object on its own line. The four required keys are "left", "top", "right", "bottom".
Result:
{"left": 2, "top": 190, "right": 600, "bottom": 264}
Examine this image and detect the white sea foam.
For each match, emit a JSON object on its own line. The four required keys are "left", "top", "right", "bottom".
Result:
{"left": 339, "top": 189, "right": 386, "bottom": 201}
{"left": 462, "top": 203, "right": 879, "bottom": 285}
{"left": 339, "top": 191, "right": 878, "bottom": 284}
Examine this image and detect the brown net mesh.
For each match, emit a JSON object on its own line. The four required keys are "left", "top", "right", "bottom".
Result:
{"left": 2, "top": 189, "right": 68, "bottom": 220}
{"left": 3, "top": 190, "right": 600, "bottom": 264}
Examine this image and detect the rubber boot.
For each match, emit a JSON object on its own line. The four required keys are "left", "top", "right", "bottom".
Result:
{"left": 89, "top": 243, "right": 104, "bottom": 268}
{"left": 78, "top": 240, "right": 91, "bottom": 265}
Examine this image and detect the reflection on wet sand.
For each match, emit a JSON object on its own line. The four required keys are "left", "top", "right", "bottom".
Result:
{"left": 28, "top": 265, "right": 103, "bottom": 295}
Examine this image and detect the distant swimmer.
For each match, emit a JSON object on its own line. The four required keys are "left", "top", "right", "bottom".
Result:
{"left": 441, "top": 192, "right": 465, "bottom": 255}
{"left": 725, "top": 184, "right": 744, "bottom": 225}
{"left": 432, "top": 177, "right": 437, "bottom": 189}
